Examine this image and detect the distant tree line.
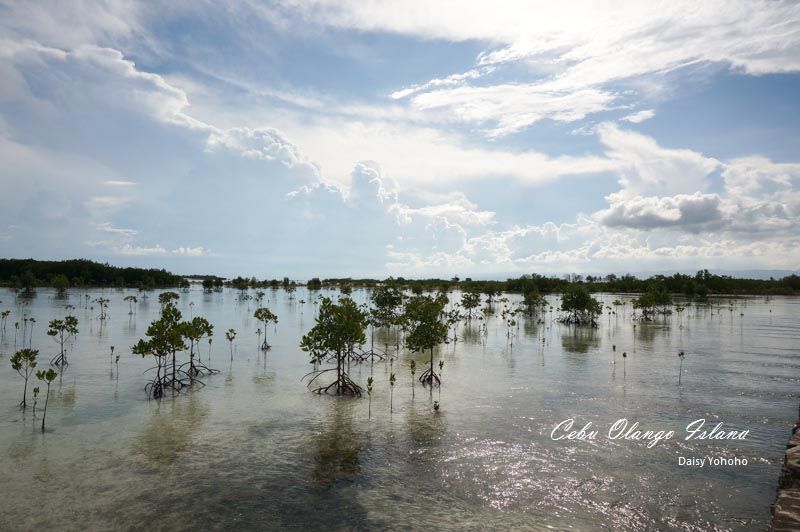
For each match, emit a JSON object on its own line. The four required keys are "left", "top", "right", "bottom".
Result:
{"left": 313, "top": 271, "right": 799, "bottom": 297}
{"left": 1, "top": 258, "right": 797, "bottom": 296}
{"left": 0, "top": 259, "right": 186, "bottom": 291}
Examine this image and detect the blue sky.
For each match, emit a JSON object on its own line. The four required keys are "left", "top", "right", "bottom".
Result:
{"left": 1, "top": 1, "right": 799, "bottom": 278}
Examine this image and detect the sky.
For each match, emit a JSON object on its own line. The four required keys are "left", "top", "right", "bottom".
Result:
{"left": 1, "top": 1, "right": 800, "bottom": 279}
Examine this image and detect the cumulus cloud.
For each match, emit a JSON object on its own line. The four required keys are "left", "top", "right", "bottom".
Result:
{"left": 596, "top": 122, "right": 721, "bottom": 197}
{"left": 207, "top": 127, "right": 320, "bottom": 178}
{"left": 594, "top": 192, "right": 724, "bottom": 232}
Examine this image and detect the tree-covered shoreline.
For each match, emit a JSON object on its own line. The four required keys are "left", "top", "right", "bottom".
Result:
{"left": 0, "top": 259, "right": 186, "bottom": 291}
{"left": 1, "top": 258, "right": 798, "bottom": 296}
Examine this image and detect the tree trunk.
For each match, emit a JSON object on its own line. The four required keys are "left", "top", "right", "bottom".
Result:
{"left": 41, "top": 384, "right": 50, "bottom": 431}
{"left": 336, "top": 348, "right": 342, "bottom": 395}
{"left": 22, "top": 374, "right": 28, "bottom": 408}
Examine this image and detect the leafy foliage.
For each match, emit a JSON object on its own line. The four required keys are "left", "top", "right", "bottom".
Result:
{"left": 559, "top": 286, "right": 602, "bottom": 326}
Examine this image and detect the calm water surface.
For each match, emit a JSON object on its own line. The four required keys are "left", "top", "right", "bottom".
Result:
{"left": 0, "top": 287, "right": 798, "bottom": 531}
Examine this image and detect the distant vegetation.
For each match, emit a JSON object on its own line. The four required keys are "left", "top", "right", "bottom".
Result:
{"left": 1, "top": 258, "right": 798, "bottom": 296}
{"left": 226, "top": 270, "right": 800, "bottom": 297}
{"left": 0, "top": 259, "right": 186, "bottom": 290}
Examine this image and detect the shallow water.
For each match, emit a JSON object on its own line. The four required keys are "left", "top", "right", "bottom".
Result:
{"left": 0, "top": 287, "right": 797, "bottom": 531}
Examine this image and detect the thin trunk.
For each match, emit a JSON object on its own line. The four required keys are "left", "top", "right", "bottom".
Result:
{"left": 22, "top": 374, "right": 28, "bottom": 409}
{"left": 336, "top": 348, "right": 342, "bottom": 395}
{"left": 41, "top": 384, "right": 50, "bottom": 432}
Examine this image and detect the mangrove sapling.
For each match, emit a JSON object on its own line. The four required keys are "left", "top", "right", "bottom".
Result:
{"left": 678, "top": 351, "right": 685, "bottom": 385}
{"left": 300, "top": 297, "right": 366, "bottom": 397}
{"left": 158, "top": 291, "right": 179, "bottom": 309}
{"left": 445, "top": 307, "right": 463, "bottom": 343}
{"left": 1, "top": 309, "right": 10, "bottom": 335}
{"left": 410, "top": 360, "right": 416, "bottom": 398}
{"left": 389, "top": 372, "right": 396, "bottom": 412}
{"left": 226, "top": 329, "right": 237, "bottom": 360}
{"left": 632, "top": 286, "right": 673, "bottom": 321}
{"left": 27, "top": 317, "right": 35, "bottom": 348}
{"left": 253, "top": 307, "right": 278, "bottom": 350}
{"left": 437, "top": 360, "right": 445, "bottom": 398}
{"left": 461, "top": 291, "right": 480, "bottom": 321}
{"left": 36, "top": 368, "right": 57, "bottom": 431}
{"left": 10, "top": 348, "right": 38, "bottom": 409}
{"left": 14, "top": 321, "right": 19, "bottom": 349}
{"left": 522, "top": 289, "right": 547, "bottom": 316}
{"left": 179, "top": 317, "right": 216, "bottom": 378}
{"left": 131, "top": 302, "right": 190, "bottom": 399}
{"left": 403, "top": 294, "right": 449, "bottom": 387}
{"left": 94, "top": 298, "right": 110, "bottom": 320}
{"left": 367, "top": 376, "right": 373, "bottom": 418}
{"left": 32, "top": 387, "right": 39, "bottom": 417}
{"left": 124, "top": 295, "right": 138, "bottom": 315}
{"left": 370, "top": 285, "right": 404, "bottom": 355}
{"left": 48, "top": 316, "right": 78, "bottom": 368}
{"left": 622, "top": 352, "right": 627, "bottom": 377}
{"left": 558, "top": 286, "right": 602, "bottom": 326}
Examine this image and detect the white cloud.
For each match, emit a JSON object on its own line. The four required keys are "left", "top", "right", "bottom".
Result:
{"left": 172, "top": 246, "right": 207, "bottom": 256}
{"left": 409, "top": 84, "right": 616, "bottom": 137}
{"left": 94, "top": 222, "right": 138, "bottom": 236}
{"left": 207, "top": 126, "right": 320, "bottom": 178}
{"left": 594, "top": 192, "right": 723, "bottom": 232}
{"left": 390, "top": 67, "right": 492, "bottom": 100}
{"left": 596, "top": 122, "right": 721, "bottom": 197}
{"left": 286, "top": 1, "right": 800, "bottom": 136}
{"left": 114, "top": 243, "right": 167, "bottom": 256}
{"left": 622, "top": 109, "right": 655, "bottom": 123}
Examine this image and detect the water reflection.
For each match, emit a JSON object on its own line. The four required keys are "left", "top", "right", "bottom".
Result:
{"left": 309, "top": 399, "right": 365, "bottom": 486}
{"left": 561, "top": 326, "right": 600, "bottom": 354}
{"left": 134, "top": 396, "right": 208, "bottom": 465}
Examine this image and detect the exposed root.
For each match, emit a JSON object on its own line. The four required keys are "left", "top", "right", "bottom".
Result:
{"left": 558, "top": 313, "right": 599, "bottom": 327}
{"left": 303, "top": 369, "right": 363, "bottom": 396}
{"left": 180, "top": 360, "right": 219, "bottom": 378}
{"left": 418, "top": 367, "right": 441, "bottom": 387}
{"left": 51, "top": 353, "right": 68, "bottom": 368}
{"left": 143, "top": 364, "right": 207, "bottom": 400}
{"left": 351, "top": 347, "right": 388, "bottom": 362}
